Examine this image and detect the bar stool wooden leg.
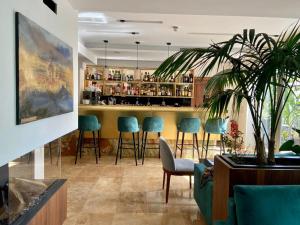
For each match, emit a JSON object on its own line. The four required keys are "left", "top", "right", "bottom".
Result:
{"left": 201, "top": 131, "right": 206, "bottom": 159}
{"left": 137, "top": 131, "right": 140, "bottom": 159}
{"left": 141, "top": 131, "right": 144, "bottom": 159}
{"left": 142, "top": 132, "right": 148, "bottom": 165}
{"left": 98, "top": 130, "right": 101, "bottom": 158}
{"left": 205, "top": 133, "right": 210, "bottom": 159}
{"left": 158, "top": 132, "right": 161, "bottom": 158}
{"left": 189, "top": 175, "right": 192, "bottom": 189}
{"left": 133, "top": 132, "right": 138, "bottom": 166}
{"left": 180, "top": 132, "right": 185, "bottom": 158}
{"left": 192, "top": 133, "right": 195, "bottom": 159}
{"left": 92, "top": 131, "right": 98, "bottom": 164}
{"left": 120, "top": 134, "right": 123, "bottom": 159}
{"left": 221, "top": 134, "right": 226, "bottom": 154}
{"left": 195, "top": 133, "right": 200, "bottom": 161}
{"left": 80, "top": 131, "right": 84, "bottom": 159}
{"left": 115, "top": 132, "right": 121, "bottom": 165}
{"left": 49, "top": 142, "right": 53, "bottom": 164}
{"left": 175, "top": 130, "right": 179, "bottom": 158}
{"left": 75, "top": 130, "right": 82, "bottom": 164}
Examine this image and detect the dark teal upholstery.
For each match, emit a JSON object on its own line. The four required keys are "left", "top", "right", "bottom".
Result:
{"left": 142, "top": 116, "right": 164, "bottom": 132}
{"left": 204, "top": 118, "right": 228, "bottom": 134}
{"left": 234, "top": 185, "right": 300, "bottom": 225}
{"left": 78, "top": 115, "right": 100, "bottom": 131}
{"left": 194, "top": 163, "right": 213, "bottom": 225}
{"left": 214, "top": 198, "right": 237, "bottom": 225}
{"left": 178, "top": 118, "right": 201, "bottom": 133}
{"left": 118, "top": 116, "right": 139, "bottom": 132}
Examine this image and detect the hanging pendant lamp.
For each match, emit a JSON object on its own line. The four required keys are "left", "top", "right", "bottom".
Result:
{"left": 103, "top": 40, "right": 109, "bottom": 79}
{"left": 134, "top": 41, "right": 141, "bottom": 80}
{"left": 167, "top": 42, "right": 171, "bottom": 57}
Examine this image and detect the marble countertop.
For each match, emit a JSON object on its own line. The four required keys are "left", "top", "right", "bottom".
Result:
{"left": 79, "top": 104, "right": 206, "bottom": 112}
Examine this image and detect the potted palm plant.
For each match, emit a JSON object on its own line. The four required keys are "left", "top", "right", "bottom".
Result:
{"left": 155, "top": 25, "right": 300, "bottom": 221}
{"left": 155, "top": 25, "right": 300, "bottom": 165}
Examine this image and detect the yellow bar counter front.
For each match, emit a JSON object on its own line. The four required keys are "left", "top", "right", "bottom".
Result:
{"left": 79, "top": 104, "right": 219, "bottom": 141}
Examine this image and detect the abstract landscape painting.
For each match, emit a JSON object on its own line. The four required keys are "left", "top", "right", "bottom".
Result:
{"left": 16, "top": 12, "right": 73, "bottom": 124}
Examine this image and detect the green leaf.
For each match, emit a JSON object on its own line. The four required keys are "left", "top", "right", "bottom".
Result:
{"left": 292, "top": 145, "right": 300, "bottom": 154}
{"left": 279, "top": 140, "right": 294, "bottom": 151}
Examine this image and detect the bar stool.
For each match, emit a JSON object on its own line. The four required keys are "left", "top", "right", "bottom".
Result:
{"left": 201, "top": 118, "right": 228, "bottom": 159}
{"left": 115, "top": 116, "right": 140, "bottom": 166}
{"left": 175, "top": 118, "right": 201, "bottom": 159}
{"left": 141, "top": 116, "right": 164, "bottom": 164}
{"left": 75, "top": 115, "right": 101, "bottom": 164}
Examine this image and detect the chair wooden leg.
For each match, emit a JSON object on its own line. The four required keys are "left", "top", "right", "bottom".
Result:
{"left": 195, "top": 133, "right": 200, "bottom": 161}
{"left": 98, "top": 130, "right": 101, "bottom": 158}
{"left": 133, "top": 133, "right": 138, "bottom": 166}
{"left": 93, "top": 131, "right": 98, "bottom": 164}
{"left": 75, "top": 131, "right": 82, "bottom": 164}
{"left": 142, "top": 132, "right": 148, "bottom": 165}
{"left": 205, "top": 133, "right": 210, "bottom": 159}
{"left": 166, "top": 173, "right": 171, "bottom": 203}
{"left": 189, "top": 175, "right": 192, "bottom": 189}
{"left": 180, "top": 132, "right": 185, "bottom": 158}
{"left": 158, "top": 132, "right": 161, "bottom": 158}
{"left": 201, "top": 131, "right": 206, "bottom": 159}
{"left": 115, "top": 132, "right": 121, "bottom": 165}
{"left": 162, "top": 171, "right": 166, "bottom": 189}
{"left": 175, "top": 130, "right": 179, "bottom": 158}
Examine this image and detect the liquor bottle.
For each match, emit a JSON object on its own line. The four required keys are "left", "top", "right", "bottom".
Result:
{"left": 189, "top": 73, "right": 193, "bottom": 83}
{"left": 188, "top": 87, "right": 192, "bottom": 97}
{"left": 86, "top": 73, "right": 90, "bottom": 80}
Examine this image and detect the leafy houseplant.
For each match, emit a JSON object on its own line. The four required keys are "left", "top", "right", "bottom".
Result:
{"left": 155, "top": 25, "right": 300, "bottom": 164}
{"left": 279, "top": 128, "right": 300, "bottom": 154}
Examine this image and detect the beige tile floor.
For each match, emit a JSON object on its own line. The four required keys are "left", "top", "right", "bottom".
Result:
{"left": 62, "top": 154, "right": 207, "bottom": 225}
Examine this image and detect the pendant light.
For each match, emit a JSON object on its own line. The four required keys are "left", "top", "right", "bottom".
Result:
{"left": 134, "top": 41, "right": 141, "bottom": 80}
{"left": 166, "top": 42, "right": 171, "bottom": 57}
{"left": 103, "top": 40, "right": 109, "bottom": 79}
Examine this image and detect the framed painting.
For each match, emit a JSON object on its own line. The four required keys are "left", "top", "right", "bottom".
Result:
{"left": 15, "top": 12, "right": 73, "bottom": 124}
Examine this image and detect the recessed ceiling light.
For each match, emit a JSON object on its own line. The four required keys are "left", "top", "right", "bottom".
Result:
{"left": 78, "top": 12, "right": 107, "bottom": 24}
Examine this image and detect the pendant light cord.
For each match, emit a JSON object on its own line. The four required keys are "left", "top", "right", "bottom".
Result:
{"left": 104, "top": 40, "right": 108, "bottom": 68}
{"left": 136, "top": 41, "right": 140, "bottom": 69}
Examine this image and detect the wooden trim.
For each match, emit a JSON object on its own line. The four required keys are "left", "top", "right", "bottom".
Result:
{"left": 27, "top": 182, "right": 67, "bottom": 225}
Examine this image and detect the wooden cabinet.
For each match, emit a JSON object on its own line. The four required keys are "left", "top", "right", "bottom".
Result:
{"left": 192, "top": 77, "right": 210, "bottom": 107}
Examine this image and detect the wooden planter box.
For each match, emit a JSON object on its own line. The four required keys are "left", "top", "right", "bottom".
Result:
{"left": 212, "top": 155, "right": 300, "bottom": 221}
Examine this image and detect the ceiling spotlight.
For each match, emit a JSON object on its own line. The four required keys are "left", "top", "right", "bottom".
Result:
{"left": 172, "top": 26, "right": 179, "bottom": 32}
{"left": 131, "top": 32, "right": 139, "bottom": 35}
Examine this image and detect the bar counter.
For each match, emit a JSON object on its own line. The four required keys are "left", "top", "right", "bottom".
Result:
{"left": 79, "top": 104, "right": 219, "bottom": 140}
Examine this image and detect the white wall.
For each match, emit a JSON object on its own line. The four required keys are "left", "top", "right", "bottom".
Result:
{"left": 0, "top": 0, "right": 78, "bottom": 167}
{"left": 97, "top": 59, "right": 163, "bottom": 69}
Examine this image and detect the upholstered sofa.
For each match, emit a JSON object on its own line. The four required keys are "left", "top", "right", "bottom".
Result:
{"left": 194, "top": 162, "right": 300, "bottom": 225}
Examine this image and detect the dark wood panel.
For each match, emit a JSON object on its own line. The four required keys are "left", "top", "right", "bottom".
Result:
{"left": 213, "top": 155, "right": 300, "bottom": 221}
{"left": 192, "top": 77, "right": 210, "bottom": 107}
{"left": 28, "top": 182, "right": 67, "bottom": 225}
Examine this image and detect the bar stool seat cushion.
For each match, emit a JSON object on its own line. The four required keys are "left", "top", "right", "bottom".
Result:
{"left": 204, "top": 118, "right": 228, "bottom": 134}
{"left": 79, "top": 115, "right": 101, "bottom": 131}
{"left": 118, "top": 116, "right": 140, "bottom": 132}
{"left": 177, "top": 118, "right": 201, "bottom": 133}
{"left": 143, "top": 116, "right": 164, "bottom": 132}
{"left": 175, "top": 159, "right": 194, "bottom": 172}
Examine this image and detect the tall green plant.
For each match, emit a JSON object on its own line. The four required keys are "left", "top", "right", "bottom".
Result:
{"left": 155, "top": 25, "right": 300, "bottom": 164}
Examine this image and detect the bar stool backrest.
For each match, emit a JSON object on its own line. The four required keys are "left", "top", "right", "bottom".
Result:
{"left": 159, "top": 137, "right": 175, "bottom": 172}
{"left": 78, "top": 115, "right": 100, "bottom": 131}
{"left": 118, "top": 116, "right": 139, "bottom": 132}
{"left": 205, "top": 118, "right": 228, "bottom": 134}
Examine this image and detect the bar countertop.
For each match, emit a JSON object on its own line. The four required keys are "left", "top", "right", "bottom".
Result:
{"left": 79, "top": 104, "right": 206, "bottom": 112}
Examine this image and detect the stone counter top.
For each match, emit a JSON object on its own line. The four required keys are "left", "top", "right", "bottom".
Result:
{"left": 79, "top": 104, "right": 206, "bottom": 112}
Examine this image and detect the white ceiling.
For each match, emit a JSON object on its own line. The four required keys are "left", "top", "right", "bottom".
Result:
{"left": 70, "top": 0, "right": 299, "bottom": 62}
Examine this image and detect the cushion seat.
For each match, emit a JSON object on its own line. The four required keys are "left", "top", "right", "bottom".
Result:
{"left": 175, "top": 159, "right": 194, "bottom": 172}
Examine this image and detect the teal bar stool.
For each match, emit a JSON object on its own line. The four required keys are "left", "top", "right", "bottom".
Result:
{"left": 175, "top": 118, "right": 201, "bottom": 159}
{"left": 202, "top": 118, "right": 228, "bottom": 159}
{"left": 141, "top": 116, "right": 164, "bottom": 164}
{"left": 115, "top": 116, "right": 140, "bottom": 166}
{"left": 75, "top": 115, "right": 101, "bottom": 164}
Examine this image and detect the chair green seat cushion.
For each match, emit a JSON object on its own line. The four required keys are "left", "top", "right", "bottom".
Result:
{"left": 177, "top": 118, "right": 201, "bottom": 133}
{"left": 118, "top": 116, "right": 139, "bottom": 132}
{"left": 78, "top": 115, "right": 101, "bottom": 131}
{"left": 142, "top": 116, "right": 164, "bottom": 132}
{"left": 234, "top": 185, "right": 300, "bottom": 225}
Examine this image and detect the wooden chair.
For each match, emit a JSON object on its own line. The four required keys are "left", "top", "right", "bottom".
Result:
{"left": 160, "top": 137, "right": 194, "bottom": 203}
